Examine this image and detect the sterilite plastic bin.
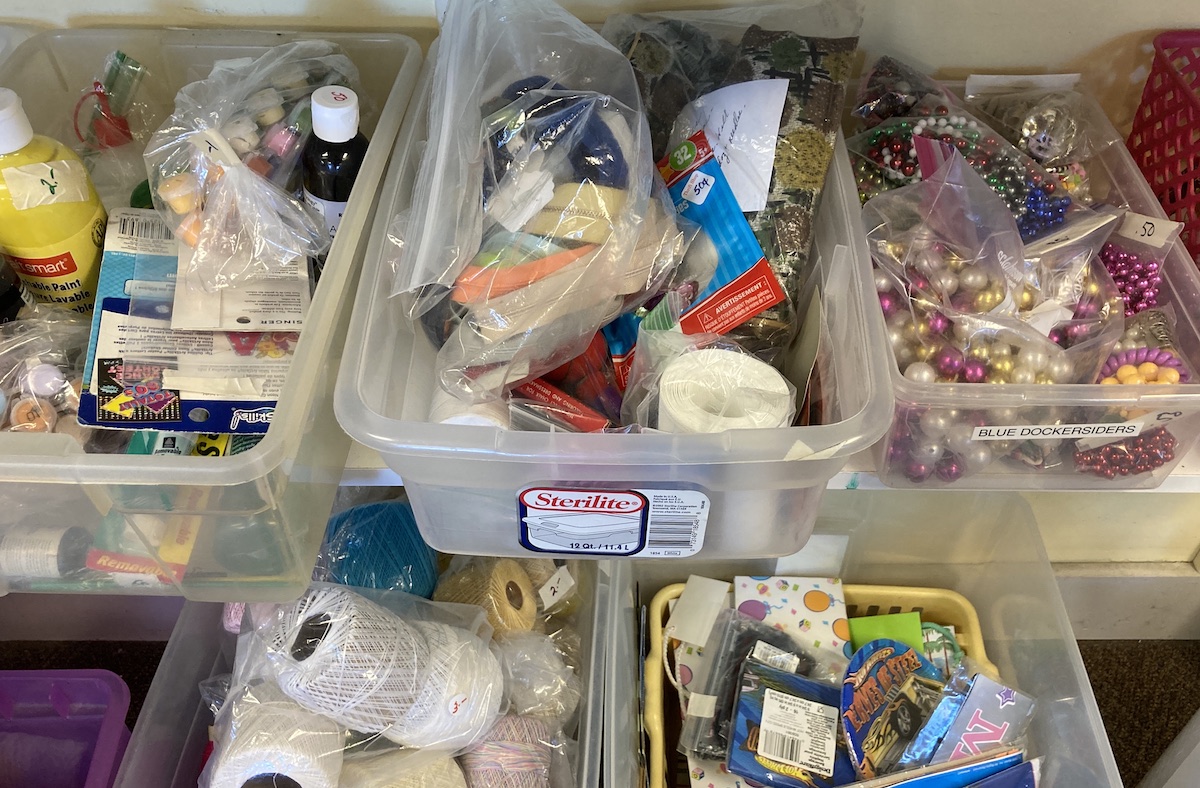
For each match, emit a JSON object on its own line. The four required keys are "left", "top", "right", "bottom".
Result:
{"left": 335, "top": 52, "right": 895, "bottom": 560}
{"left": 603, "top": 490, "right": 1122, "bottom": 788}
{"left": 0, "top": 669, "right": 132, "bottom": 788}
{"left": 113, "top": 563, "right": 611, "bottom": 788}
{"left": 873, "top": 89, "right": 1200, "bottom": 489}
{"left": 1129, "top": 30, "right": 1200, "bottom": 260}
{"left": 0, "top": 29, "right": 422, "bottom": 600}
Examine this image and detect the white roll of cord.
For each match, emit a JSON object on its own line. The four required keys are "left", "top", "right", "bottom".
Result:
{"left": 656, "top": 348, "right": 794, "bottom": 433}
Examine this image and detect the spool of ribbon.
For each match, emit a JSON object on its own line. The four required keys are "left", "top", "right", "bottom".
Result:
{"left": 266, "top": 586, "right": 502, "bottom": 750}
{"left": 656, "top": 348, "right": 794, "bottom": 433}
{"left": 339, "top": 750, "right": 468, "bottom": 788}
{"left": 459, "top": 715, "right": 553, "bottom": 788}
{"left": 434, "top": 558, "right": 538, "bottom": 634}
{"left": 429, "top": 388, "right": 511, "bottom": 428}
{"left": 207, "top": 683, "right": 343, "bottom": 788}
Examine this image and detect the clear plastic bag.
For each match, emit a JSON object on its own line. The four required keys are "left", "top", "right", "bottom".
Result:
{"left": 339, "top": 749, "right": 468, "bottom": 788}
{"left": 1098, "top": 212, "right": 1183, "bottom": 317}
{"left": 250, "top": 583, "right": 503, "bottom": 753}
{"left": 621, "top": 314, "right": 797, "bottom": 432}
{"left": 459, "top": 714, "right": 575, "bottom": 788}
{"left": 391, "top": 0, "right": 685, "bottom": 403}
{"left": 852, "top": 55, "right": 957, "bottom": 130}
{"left": 849, "top": 97, "right": 1077, "bottom": 242}
{"left": 319, "top": 499, "right": 439, "bottom": 597}
{"left": 602, "top": 1, "right": 862, "bottom": 358}
{"left": 0, "top": 312, "right": 97, "bottom": 446}
{"left": 677, "top": 607, "right": 833, "bottom": 762}
{"left": 494, "top": 631, "right": 582, "bottom": 732}
{"left": 144, "top": 40, "right": 360, "bottom": 290}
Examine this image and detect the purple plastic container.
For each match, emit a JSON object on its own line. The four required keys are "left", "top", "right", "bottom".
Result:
{"left": 0, "top": 670, "right": 131, "bottom": 788}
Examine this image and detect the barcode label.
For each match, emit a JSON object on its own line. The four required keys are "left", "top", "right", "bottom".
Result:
{"left": 119, "top": 214, "right": 173, "bottom": 241}
{"left": 759, "top": 688, "right": 838, "bottom": 777}
{"left": 517, "top": 487, "right": 708, "bottom": 557}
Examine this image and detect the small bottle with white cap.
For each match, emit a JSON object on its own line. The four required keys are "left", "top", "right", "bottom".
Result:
{"left": 302, "top": 85, "right": 369, "bottom": 279}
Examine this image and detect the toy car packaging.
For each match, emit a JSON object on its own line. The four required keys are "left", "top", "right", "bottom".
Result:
{"left": 841, "top": 638, "right": 945, "bottom": 779}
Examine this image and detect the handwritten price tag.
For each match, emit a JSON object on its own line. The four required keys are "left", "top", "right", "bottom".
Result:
{"left": 1116, "top": 212, "right": 1182, "bottom": 251}
{"left": 682, "top": 170, "right": 714, "bottom": 206}
{"left": 538, "top": 566, "right": 576, "bottom": 611}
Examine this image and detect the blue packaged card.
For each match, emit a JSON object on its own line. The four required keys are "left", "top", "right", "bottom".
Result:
{"left": 842, "top": 639, "right": 945, "bottom": 779}
{"left": 727, "top": 659, "right": 857, "bottom": 787}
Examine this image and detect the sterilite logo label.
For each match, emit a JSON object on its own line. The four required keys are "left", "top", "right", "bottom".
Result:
{"left": 519, "top": 488, "right": 646, "bottom": 513}
{"left": 9, "top": 251, "right": 78, "bottom": 277}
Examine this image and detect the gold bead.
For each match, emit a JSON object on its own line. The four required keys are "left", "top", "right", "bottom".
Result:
{"left": 991, "top": 358, "right": 1015, "bottom": 375}
{"left": 1160, "top": 367, "right": 1182, "bottom": 384}
{"left": 988, "top": 372, "right": 1010, "bottom": 384}
{"left": 991, "top": 343, "right": 1012, "bottom": 359}
{"left": 967, "top": 343, "right": 991, "bottom": 362}
{"left": 902, "top": 322, "right": 921, "bottom": 343}
{"left": 1036, "top": 372, "right": 1056, "bottom": 384}
{"left": 1138, "top": 362, "right": 1160, "bottom": 381}
{"left": 1084, "top": 278, "right": 1103, "bottom": 298}
{"left": 1018, "top": 285, "right": 1037, "bottom": 311}
{"left": 915, "top": 344, "right": 936, "bottom": 361}
{"left": 1127, "top": 376, "right": 1147, "bottom": 385}
{"left": 1116, "top": 364, "right": 1139, "bottom": 383}
{"left": 1100, "top": 376, "right": 1119, "bottom": 385}
{"left": 947, "top": 254, "right": 967, "bottom": 272}
{"left": 973, "top": 290, "right": 997, "bottom": 311}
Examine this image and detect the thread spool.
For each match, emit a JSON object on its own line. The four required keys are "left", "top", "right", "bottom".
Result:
{"left": 459, "top": 715, "right": 553, "bottom": 788}
{"left": 0, "top": 526, "right": 91, "bottom": 579}
{"left": 495, "top": 631, "right": 581, "bottom": 730}
{"left": 267, "top": 586, "right": 501, "bottom": 750}
{"left": 208, "top": 683, "right": 342, "bottom": 788}
{"left": 339, "top": 750, "right": 468, "bottom": 788}
{"left": 428, "top": 388, "right": 510, "bottom": 428}
{"left": 433, "top": 559, "right": 537, "bottom": 634}
{"left": 223, "top": 602, "right": 246, "bottom": 635}
{"left": 324, "top": 501, "right": 439, "bottom": 597}
{"left": 656, "top": 349, "right": 793, "bottom": 433}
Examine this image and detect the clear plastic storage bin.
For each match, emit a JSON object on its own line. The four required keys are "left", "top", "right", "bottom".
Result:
{"left": 0, "top": 29, "right": 422, "bottom": 600}
{"left": 113, "top": 563, "right": 610, "bottom": 788}
{"left": 335, "top": 54, "right": 894, "bottom": 561}
{"left": 604, "top": 489, "right": 1122, "bottom": 788}
{"left": 873, "top": 91, "right": 1200, "bottom": 489}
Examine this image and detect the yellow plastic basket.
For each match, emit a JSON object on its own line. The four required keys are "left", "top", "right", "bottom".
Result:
{"left": 643, "top": 583, "right": 997, "bottom": 788}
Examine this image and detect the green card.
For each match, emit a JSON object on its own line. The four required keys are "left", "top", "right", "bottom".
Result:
{"left": 848, "top": 611, "right": 924, "bottom": 653}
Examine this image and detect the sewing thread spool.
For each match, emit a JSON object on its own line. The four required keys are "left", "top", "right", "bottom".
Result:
{"left": 267, "top": 586, "right": 502, "bottom": 750}
{"left": 459, "top": 715, "right": 553, "bottom": 788}
{"left": 324, "top": 501, "right": 439, "bottom": 597}
{"left": 208, "top": 683, "right": 343, "bottom": 788}
{"left": 0, "top": 525, "right": 91, "bottom": 579}
{"left": 339, "top": 750, "right": 468, "bottom": 788}
{"left": 433, "top": 558, "right": 537, "bottom": 634}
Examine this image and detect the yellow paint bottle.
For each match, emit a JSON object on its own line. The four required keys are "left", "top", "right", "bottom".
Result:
{"left": 0, "top": 88, "right": 107, "bottom": 313}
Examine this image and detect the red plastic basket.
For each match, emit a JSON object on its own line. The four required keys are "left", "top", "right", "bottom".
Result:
{"left": 1129, "top": 31, "right": 1200, "bottom": 261}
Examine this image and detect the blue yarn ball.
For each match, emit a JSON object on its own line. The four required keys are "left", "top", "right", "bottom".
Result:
{"left": 322, "top": 501, "right": 438, "bottom": 597}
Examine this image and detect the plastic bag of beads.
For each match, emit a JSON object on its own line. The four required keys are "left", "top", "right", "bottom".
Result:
{"left": 0, "top": 311, "right": 99, "bottom": 446}
{"left": 852, "top": 54, "right": 957, "bottom": 130}
{"left": 602, "top": 1, "right": 862, "bottom": 360}
{"left": 1098, "top": 212, "right": 1183, "bottom": 317}
{"left": 965, "top": 87, "right": 1117, "bottom": 205}
{"left": 848, "top": 96, "right": 1077, "bottom": 241}
{"left": 144, "top": 40, "right": 362, "bottom": 291}
{"left": 246, "top": 582, "right": 503, "bottom": 754}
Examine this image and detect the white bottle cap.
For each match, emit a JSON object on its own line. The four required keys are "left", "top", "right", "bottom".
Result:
{"left": 0, "top": 89, "right": 34, "bottom": 155}
{"left": 311, "top": 85, "right": 360, "bottom": 144}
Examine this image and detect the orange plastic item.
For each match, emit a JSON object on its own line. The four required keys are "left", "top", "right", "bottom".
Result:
{"left": 451, "top": 243, "right": 596, "bottom": 304}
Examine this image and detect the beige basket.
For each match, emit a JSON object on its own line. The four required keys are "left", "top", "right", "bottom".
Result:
{"left": 643, "top": 582, "right": 997, "bottom": 788}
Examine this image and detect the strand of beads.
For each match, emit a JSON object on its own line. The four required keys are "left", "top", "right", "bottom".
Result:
{"left": 1099, "top": 242, "right": 1162, "bottom": 317}
{"left": 1074, "top": 427, "right": 1177, "bottom": 478}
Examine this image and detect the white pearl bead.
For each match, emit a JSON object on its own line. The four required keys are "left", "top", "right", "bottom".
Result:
{"left": 988, "top": 407, "right": 1020, "bottom": 425}
{"left": 904, "top": 362, "right": 938, "bottom": 384}
{"left": 947, "top": 425, "right": 975, "bottom": 455}
{"left": 1048, "top": 357, "right": 1074, "bottom": 383}
{"left": 919, "top": 409, "right": 952, "bottom": 439}
{"left": 959, "top": 267, "right": 988, "bottom": 292}
{"left": 1011, "top": 365, "right": 1037, "bottom": 385}
{"left": 1019, "top": 348, "right": 1049, "bottom": 372}
{"left": 911, "top": 438, "right": 945, "bottom": 464}
{"left": 875, "top": 269, "right": 896, "bottom": 293}
{"left": 886, "top": 325, "right": 907, "bottom": 350}
{"left": 965, "top": 444, "right": 994, "bottom": 472}
{"left": 894, "top": 343, "right": 917, "bottom": 366}
{"left": 932, "top": 271, "right": 959, "bottom": 296}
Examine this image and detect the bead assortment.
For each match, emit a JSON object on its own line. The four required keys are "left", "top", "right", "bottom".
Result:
{"left": 1099, "top": 241, "right": 1162, "bottom": 317}
{"left": 1098, "top": 347, "right": 1188, "bottom": 384}
{"left": 851, "top": 104, "right": 1073, "bottom": 240}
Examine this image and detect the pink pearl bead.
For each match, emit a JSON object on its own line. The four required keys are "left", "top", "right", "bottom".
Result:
{"left": 933, "top": 345, "right": 965, "bottom": 378}
{"left": 926, "top": 311, "right": 950, "bottom": 335}
{"left": 963, "top": 359, "right": 988, "bottom": 383}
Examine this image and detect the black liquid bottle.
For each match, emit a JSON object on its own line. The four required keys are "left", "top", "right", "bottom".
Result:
{"left": 302, "top": 85, "right": 369, "bottom": 281}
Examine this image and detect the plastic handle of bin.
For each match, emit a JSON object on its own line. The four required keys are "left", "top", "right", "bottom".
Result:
{"left": 647, "top": 583, "right": 686, "bottom": 788}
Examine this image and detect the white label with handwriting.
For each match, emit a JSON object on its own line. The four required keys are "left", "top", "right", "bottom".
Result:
{"left": 538, "top": 566, "right": 576, "bottom": 611}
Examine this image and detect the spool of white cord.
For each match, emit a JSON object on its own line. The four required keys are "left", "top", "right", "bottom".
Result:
{"left": 656, "top": 349, "right": 794, "bottom": 433}
{"left": 266, "top": 586, "right": 501, "bottom": 751}
{"left": 207, "top": 683, "right": 343, "bottom": 788}
{"left": 428, "top": 388, "right": 510, "bottom": 428}
{"left": 339, "top": 750, "right": 468, "bottom": 788}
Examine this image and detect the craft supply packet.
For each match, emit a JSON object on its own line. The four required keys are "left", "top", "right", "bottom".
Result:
{"left": 727, "top": 659, "right": 857, "bottom": 787}
{"left": 79, "top": 209, "right": 297, "bottom": 434}
{"left": 658, "top": 131, "right": 785, "bottom": 336}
